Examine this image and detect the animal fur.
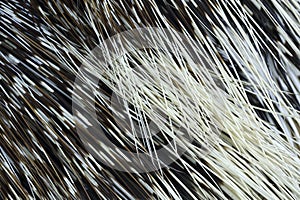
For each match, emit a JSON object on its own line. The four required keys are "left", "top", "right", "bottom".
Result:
{"left": 0, "top": 0, "right": 299, "bottom": 199}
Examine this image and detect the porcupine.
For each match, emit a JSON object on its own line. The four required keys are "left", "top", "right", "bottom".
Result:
{"left": 0, "top": 0, "right": 300, "bottom": 199}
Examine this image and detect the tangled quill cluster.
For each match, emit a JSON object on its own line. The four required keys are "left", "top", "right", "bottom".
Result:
{"left": 0, "top": 0, "right": 300, "bottom": 199}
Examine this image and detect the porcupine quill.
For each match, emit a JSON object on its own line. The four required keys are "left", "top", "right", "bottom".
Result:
{"left": 0, "top": 0, "right": 300, "bottom": 199}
